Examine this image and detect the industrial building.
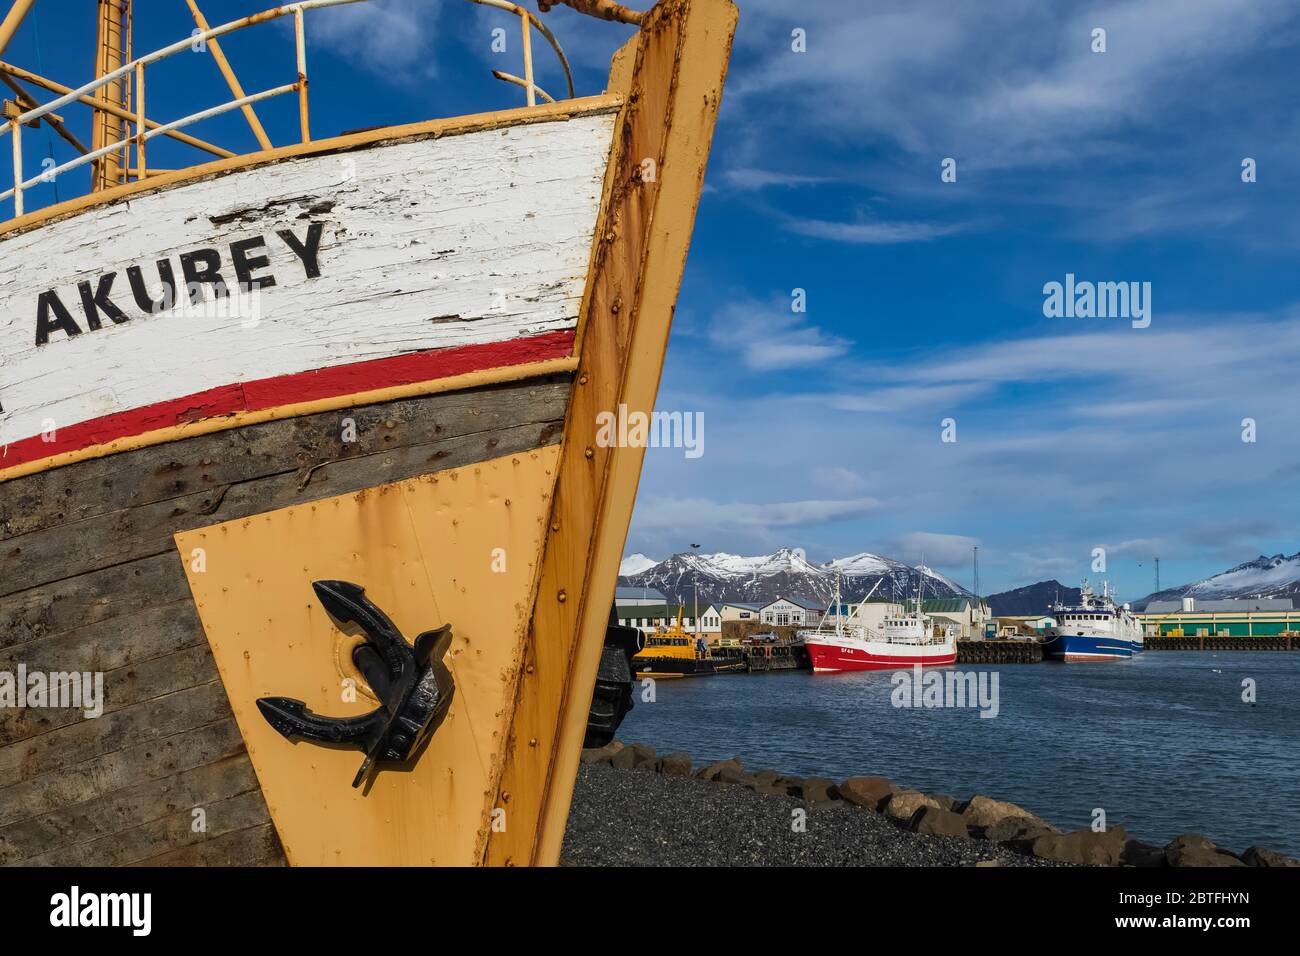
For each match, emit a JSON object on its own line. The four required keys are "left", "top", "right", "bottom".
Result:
{"left": 615, "top": 585, "right": 669, "bottom": 607}
{"left": 613, "top": 603, "right": 704, "bottom": 635}
{"left": 1137, "top": 597, "right": 1300, "bottom": 637}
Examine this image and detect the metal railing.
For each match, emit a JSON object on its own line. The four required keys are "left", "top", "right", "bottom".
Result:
{"left": 0, "top": 0, "right": 582, "bottom": 220}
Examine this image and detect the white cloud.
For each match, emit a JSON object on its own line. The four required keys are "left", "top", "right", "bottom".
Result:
{"left": 830, "top": 382, "right": 992, "bottom": 414}
{"left": 708, "top": 298, "right": 852, "bottom": 371}
{"left": 784, "top": 213, "right": 969, "bottom": 245}
{"left": 309, "top": 0, "right": 440, "bottom": 80}
{"left": 723, "top": 168, "right": 835, "bottom": 191}
{"left": 634, "top": 304, "right": 1300, "bottom": 596}
{"left": 731, "top": 0, "right": 1297, "bottom": 169}
{"left": 633, "top": 495, "right": 880, "bottom": 537}
{"left": 812, "top": 466, "right": 867, "bottom": 493}
{"left": 895, "top": 531, "right": 979, "bottom": 566}
{"left": 711, "top": 0, "right": 1300, "bottom": 247}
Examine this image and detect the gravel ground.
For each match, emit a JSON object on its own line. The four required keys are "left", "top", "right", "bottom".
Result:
{"left": 562, "top": 763, "right": 1066, "bottom": 867}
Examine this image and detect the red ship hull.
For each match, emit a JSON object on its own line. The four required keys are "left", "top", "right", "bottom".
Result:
{"left": 806, "top": 640, "right": 957, "bottom": 673}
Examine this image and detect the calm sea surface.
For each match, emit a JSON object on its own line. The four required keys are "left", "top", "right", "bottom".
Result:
{"left": 618, "top": 651, "right": 1300, "bottom": 856}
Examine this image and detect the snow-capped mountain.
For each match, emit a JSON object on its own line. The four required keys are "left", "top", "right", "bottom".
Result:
{"left": 618, "top": 547, "right": 973, "bottom": 607}
{"left": 618, "top": 553, "right": 659, "bottom": 577}
{"left": 1135, "top": 552, "right": 1300, "bottom": 608}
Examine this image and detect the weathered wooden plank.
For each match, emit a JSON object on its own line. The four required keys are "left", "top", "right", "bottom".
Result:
{"left": 0, "top": 643, "right": 217, "bottom": 745}
{"left": 2, "top": 418, "right": 563, "bottom": 596}
{"left": 1, "top": 377, "right": 569, "bottom": 537}
{"left": 1, "top": 379, "right": 570, "bottom": 648}
{"left": 0, "top": 678, "right": 228, "bottom": 782}
{"left": 0, "top": 717, "right": 245, "bottom": 828}
{"left": 0, "top": 552, "right": 188, "bottom": 651}
{"left": 0, "top": 599, "right": 203, "bottom": 675}
{"left": 16, "top": 789, "right": 271, "bottom": 867}
{"left": 131, "top": 822, "right": 285, "bottom": 867}
{"left": 0, "top": 752, "right": 258, "bottom": 865}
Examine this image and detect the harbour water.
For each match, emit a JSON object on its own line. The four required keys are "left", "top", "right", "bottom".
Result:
{"left": 619, "top": 651, "right": 1300, "bottom": 857}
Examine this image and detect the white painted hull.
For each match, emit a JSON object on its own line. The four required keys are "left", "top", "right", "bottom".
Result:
{"left": 0, "top": 108, "right": 617, "bottom": 473}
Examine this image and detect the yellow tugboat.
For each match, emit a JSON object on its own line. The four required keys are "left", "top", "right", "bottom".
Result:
{"left": 633, "top": 608, "right": 745, "bottom": 678}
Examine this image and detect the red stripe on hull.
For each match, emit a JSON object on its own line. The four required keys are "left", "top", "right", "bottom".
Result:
{"left": 1, "top": 330, "right": 575, "bottom": 470}
{"left": 806, "top": 643, "right": 957, "bottom": 673}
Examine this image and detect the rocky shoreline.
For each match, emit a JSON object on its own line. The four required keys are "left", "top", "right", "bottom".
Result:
{"left": 563, "top": 741, "right": 1299, "bottom": 868}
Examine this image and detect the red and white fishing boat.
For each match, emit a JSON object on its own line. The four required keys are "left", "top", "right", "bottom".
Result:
{"left": 801, "top": 577, "right": 957, "bottom": 672}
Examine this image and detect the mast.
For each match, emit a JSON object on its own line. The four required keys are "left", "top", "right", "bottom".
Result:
{"left": 91, "top": 0, "right": 130, "bottom": 191}
{"left": 832, "top": 573, "right": 842, "bottom": 638}
{"left": 0, "top": 0, "right": 38, "bottom": 59}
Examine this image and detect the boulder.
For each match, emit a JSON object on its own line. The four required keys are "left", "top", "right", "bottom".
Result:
{"left": 1121, "top": 840, "right": 1167, "bottom": 868}
{"left": 931, "top": 794, "right": 957, "bottom": 811}
{"left": 695, "top": 757, "right": 743, "bottom": 782}
{"left": 884, "top": 790, "right": 941, "bottom": 824}
{"left": 658, "top": 752, "right": 693, "bottom": 777}
{"left": 717, "top": 770, "right": 759, "bottom": 785}
{"left": 795, "top": 777, "right": 840, "bottom": 804}
{"left": 775, "top": 776, "right": 805, "bottom": 796}
{"left": 982, "top": 815, "right": 1055, "bottom": 846}
{"left": 580, "top": 740, "right": 625, "bottom": 766}
{"left": 1164, "top": 833, "right": 1245, "bottom": 868}
{"left": 716, "top": 766, "right": 756, "bottom": 787}
{"left": 1241, "top": 846, "right": 1300, "bottom": 868}
{"left": 962, "top": 794, "right": 1055, "bottom": 832}
{"left": 612, "top": 742, "right": 657, "bottom": 771}
{"left": 913, "top": 806, "right": 970, "bottom": 838}
{"left": 1029, "top": 827, "right": 1128, "bottom": 866}
{"left": 752, "top": 779, "right": 789, "bottom": 797}
{"left": 839, "top": 776, "right": 893, "bottom": 811}
{"left": 750, "top": 770, "right": 785, "bottom": 796}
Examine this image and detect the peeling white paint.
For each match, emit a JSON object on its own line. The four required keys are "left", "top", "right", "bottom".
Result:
{"left": 0, "top": 112, "right": 615, "bottom": 444}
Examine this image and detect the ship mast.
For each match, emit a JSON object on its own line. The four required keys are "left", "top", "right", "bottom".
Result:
{"left": 91, "top": 0, "right": 130, "bottom": 191}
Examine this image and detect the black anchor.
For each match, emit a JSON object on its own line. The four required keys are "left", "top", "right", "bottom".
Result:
{"left": 256, "top": 580, "right": 455, "bottom": 789}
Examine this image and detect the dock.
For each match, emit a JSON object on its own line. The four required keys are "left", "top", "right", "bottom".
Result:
{"left": 713, "top": 641, "right": 810, "bottom": 672}
{"left": 1146, "top": 634, "right": 1298, "bottom": 651}
{"left": 957, "top": 639, "right": 1043, "bottom": 664}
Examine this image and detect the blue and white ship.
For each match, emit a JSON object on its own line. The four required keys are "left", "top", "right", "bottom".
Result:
{"left": 1042, "top": 580, "right": 1144, "bottom": 661}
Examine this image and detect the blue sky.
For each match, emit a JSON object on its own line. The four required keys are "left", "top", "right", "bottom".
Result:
{"left": 5, "top": 0, "right": 1300, "bottom": 600}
